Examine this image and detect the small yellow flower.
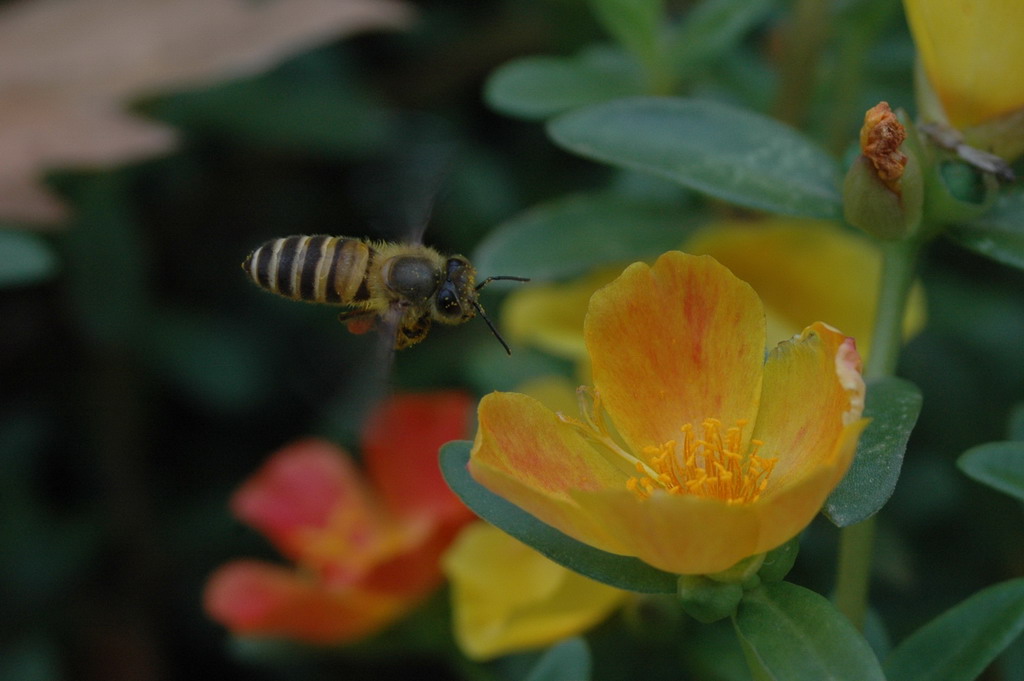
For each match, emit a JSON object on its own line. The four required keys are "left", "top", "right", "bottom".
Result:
{"left": 903, "top": 0, "right": 1024, "bottom": 130}
{"left": 443, "top": 521, "right": 628, "bottom": 660}
{"left": 503, "top": 219, "right": 925, "bottom": 364}
{"left": 471, "top": 252, "right": 868, "bottom": 575}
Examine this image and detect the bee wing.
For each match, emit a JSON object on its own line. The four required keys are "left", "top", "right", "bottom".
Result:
{"left": 327, "top": 304, "right": 400, "bottom": 436}
{"left": 365, "top": 302, "right": 402, "bottom": 401}
{"left": 396, "top": 142, "right": 458, "bottom": 245}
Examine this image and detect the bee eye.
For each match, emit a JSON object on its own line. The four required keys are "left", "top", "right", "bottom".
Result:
{"left": 438, "top": 289, "right": 460, "bottom": 313}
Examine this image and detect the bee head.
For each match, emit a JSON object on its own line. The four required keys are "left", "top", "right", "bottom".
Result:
{"left": 443, "top": 260, "right": 531, "bottom": 356}
{"left": 433, "top": 256, "right": 477, "bottom": 322}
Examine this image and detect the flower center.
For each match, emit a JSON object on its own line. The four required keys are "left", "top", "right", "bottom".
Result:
{"left": 627, "top": 419, "right": 777, "bottom": 504}
{"left": 296, "top": 504, "right": 409, "bottom": 585}
{"left": 558, "top": 388, "right": 777, "bottom": 505}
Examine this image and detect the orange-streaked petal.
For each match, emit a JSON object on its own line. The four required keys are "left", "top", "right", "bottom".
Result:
{"left": 751, "top": 322, "right": 866, "bottom": 486}
{"left": 750, "top": 416, "right": 867, "bottom": 550}
{"left": 581, "top": 424, "right": 862, "bottom": 575}
{"left": 362, "top": 391, "right": 476, "bottom": 525}
{"left": 469, "top": 392, "right": 633, "bottom": 555}
{"left": 203, "top": 560, "right": 410, "bottom": 644}
{"left": 585, "top": 252, "right": 765, "bottom": 455}
{"left": 569, "top": 420, "right": 852, "bottom": 576}
{"left": 904, "top": 0, "right": 1024, "bottom": 129}
{"left": 231, "top": 439, "right": 384, "bottom": 561}
{"left": 443, "top": 522, "right": 628, "bottom": 660}
{"left": 571, "top": 487, "right": 762, "bottom": 574}
{"left": 686, "top": 219, "right": 927, "bottom": 357}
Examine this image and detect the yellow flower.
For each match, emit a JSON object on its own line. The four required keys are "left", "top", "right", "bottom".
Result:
{"left": 502, "top": 267, "right": 623, "bottom": 361}
{"left": 503, "top": 219, "right": 925, "bottom": 364}
{"left": 903, "top": 0, "right": 1024, "bottom": 130}
{"left": 470, "top": 252, "right": 868, "bottom": 575}
{"left": 443, "top": 521, "right": 628, "bottom": 660}
{"left": 686, "top": 220, "right": 926, "bottom": 357}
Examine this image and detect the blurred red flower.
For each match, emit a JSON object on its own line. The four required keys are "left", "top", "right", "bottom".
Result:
{"left": 204, "top": 391, "right": 475, "bottom": 643}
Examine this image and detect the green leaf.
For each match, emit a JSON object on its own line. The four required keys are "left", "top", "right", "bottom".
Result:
{"left": 484, "top": 47, "right": 646, "bottom": 121}
{"left": 471, "top": 191, "right": 697, "bottom": 282}
{"left": 947, "top": 186, "right": 1024, "bottom": 271}
{"left": 525, "top": 638, "right": 592, "bottom": 681}
{"left": 439, "top": 440, "right": 678, "bottom": 594}
{"left": 588, "top": 0, "right": 663, "bottom": 68}
{"left": 957, "top": 441, "right": 1024, "bottom": 502}
{"left": 1009, "top": 402, "right": 1024, "bottom": 441}
{"left": 548, "top": 98, "right": 842, "bottom": 219}
{"left": 0, "top": 230, "right": 59, "bottom": 288}
{"left": 733, "top": 582, "right": 885, "bottom": 681}
{"left": 883, "top": 578, "right": 1024, "bottom": 681}
{"left": 824, "top": 377, "right": 922, "bottom": 527}
{"left": 669, "top": 0, "right": 774, "bottom": 73}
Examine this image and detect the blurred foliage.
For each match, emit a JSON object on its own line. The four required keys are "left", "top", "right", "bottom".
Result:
{"left": 2, "top": 0, "right": 1023, "bottom": 680}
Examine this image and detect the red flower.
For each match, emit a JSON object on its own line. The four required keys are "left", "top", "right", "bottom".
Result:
{"left": 204, "top": 391, "right": 475, "bottom": 643}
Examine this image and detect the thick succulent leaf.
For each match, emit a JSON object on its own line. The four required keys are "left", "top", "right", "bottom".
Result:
{"left": 484, "top": 47, "right": 646, "bottom": 121}
{"left": 547, "top": 97, "right": 842, "bottom": 219}
{"left": 471, "top": 191, "right": 697, "bottom": 282}
{"left": 525, "top": 638, "right": 592, "bottom": 681}
{"left": 957, "top": 441, "right": 1024, "bottom": 502}
{"left": 824, "top": 377, "right": 922, "bottom": 527}
{"left": 947, "top": 186, "right": 1024, "bottom": 271}
{"left": 0, "top": 229, "right": 59, "bottom": 287}
{"left": 734, "top": 582, "right": 885, "bottom": 681}
{"left": 884, "top": 578, "right": 1024, "bottom": 681}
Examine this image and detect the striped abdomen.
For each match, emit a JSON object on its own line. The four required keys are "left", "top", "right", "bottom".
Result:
{"left": 242, "top": 235, "right": 374, "bottom": 304}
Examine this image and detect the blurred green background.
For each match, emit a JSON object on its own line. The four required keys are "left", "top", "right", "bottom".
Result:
{"left": 2, "top": 0, "right": 1023, "bottom": 680}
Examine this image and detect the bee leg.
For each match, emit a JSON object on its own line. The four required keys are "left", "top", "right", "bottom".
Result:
{"left": 396, "top": 314, "right": 432, "bottom": 350}
{"left": 338, "top": 309, "right": 376, "bottom": 335}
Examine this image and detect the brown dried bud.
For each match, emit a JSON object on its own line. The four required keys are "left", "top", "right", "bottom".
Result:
{"left": 859, "top": 102, "right": 908, "bottom": 192}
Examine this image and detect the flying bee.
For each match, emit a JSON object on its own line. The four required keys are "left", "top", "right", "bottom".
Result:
{"left": 241, "top": 235, "right": 528, "bottom": 352}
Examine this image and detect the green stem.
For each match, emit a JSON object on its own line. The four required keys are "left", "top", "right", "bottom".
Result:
{"left": 833, "top": 513, "right": 876, "bottom": 630}
{"left": 772, "top": 0, "right": 831, "bottom": 128}
{"left": 833, "top": 238, "right": 921, "bottom": 629}
{"left": 864, "top": 239, "right": 922, "bottom": 381}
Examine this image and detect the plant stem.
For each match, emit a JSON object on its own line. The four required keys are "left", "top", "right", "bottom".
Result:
{"left": 773, "top": 0, "right": 830, "bottom": 128}
{"left": 864, "top": 239, "right": 922, "bottom": 382}
{"left": 833, "top": 238, "right": 921, "bottom": 629}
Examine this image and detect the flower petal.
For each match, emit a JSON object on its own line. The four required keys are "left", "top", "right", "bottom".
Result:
{"left": 203, "top": 560, "right": 410, "bottom": 644}
{"left": 231, "top": 439, "right": 385, "bottom": 561}
{"left": 751, "top": 322, "right": 866, "bottom": 487}
{"left": 904, "top": 0, "right": 1024, "bottom": 129}
{"left": 686, "top": 219, "right": 926, "bottom": 357}
{"left": 469, "top": 392, "right": 632, "bottom": 555}
{"left": 585, "top": 252, "right": 765, "bottom": 454}
{"left": 570, "top": 419, "right": 861, "bottom": 574}
{"left": 750, "top": 415, "right": 867, "bottom": 549}
{"left": 362, "top": 391, "right": 476, "bottom": 525}
{"left": 443, "top": 522, "right": 627, "bottom": 660}
{"left": 571, "top": 433, "right": 854, "bottom": 576}
{"left": 570, "top": 488, "right": 761, "bottom": 574}
{"left": 360, "top": 517, "right": 464, "bottom": 597}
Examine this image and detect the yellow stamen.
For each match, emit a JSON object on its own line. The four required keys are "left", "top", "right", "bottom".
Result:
{"left": 562, "top": 386, "right": 777, "bottom": 505}
{"left": 632, "top": 419, "right": 777, "bottom": 504}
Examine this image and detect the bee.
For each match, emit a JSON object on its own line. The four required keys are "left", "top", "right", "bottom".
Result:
{"left": 242, "top": 235, "right": 527, "bottom": 352}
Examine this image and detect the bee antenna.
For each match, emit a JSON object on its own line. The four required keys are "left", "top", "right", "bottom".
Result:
{"left": 475, "top": 275, "right": 531, "bottom": 291}
{"left": 472, "top": 301, "right": 512, "bottom": 355}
